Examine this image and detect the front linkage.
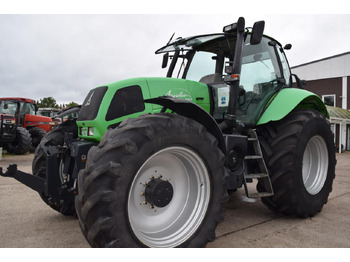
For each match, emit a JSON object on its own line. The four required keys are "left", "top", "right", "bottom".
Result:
{"left": 0, "top": 134, "right": 94, "bottom": 214}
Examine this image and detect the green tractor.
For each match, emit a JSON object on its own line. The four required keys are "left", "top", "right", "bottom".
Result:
{"left": 0, "top": 17, "right": 336, "bottom": 248}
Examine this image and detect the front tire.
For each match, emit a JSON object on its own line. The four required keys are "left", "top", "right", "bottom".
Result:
{"left": 257, "top": 109, "right": 336, "bottom": 217}
{"left": 32, "top": 120, "right": 78, "bottom": 215}
{"left": 5, "top": 127, "right": 32, "bottom": 154}
{"left": 76, "top": 114, "right": 228, "bottom": 247}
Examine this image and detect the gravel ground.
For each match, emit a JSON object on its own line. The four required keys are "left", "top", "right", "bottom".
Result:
{"left": 0, "top": 152, "right": 349, "bottom": 248}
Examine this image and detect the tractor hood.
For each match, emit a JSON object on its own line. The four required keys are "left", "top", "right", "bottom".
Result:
{"left": 145, "top": 77, "right": 211, "bottom": 109}
{"left": 24, "top": 114, "right": 55, "bottom": 132}
{"left": 77, "top": 77, "right": 211, "bottom": 141}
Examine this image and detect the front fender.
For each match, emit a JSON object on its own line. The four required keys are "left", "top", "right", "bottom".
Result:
{"left": 145, "top": 96, "right": 226, "bottom": 154}
{"left": 257, "top": 88, "right": 329, "bottom": 125}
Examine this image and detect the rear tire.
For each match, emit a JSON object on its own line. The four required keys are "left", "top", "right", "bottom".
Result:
{"left": 5, "top": 127, "right": 32, "bottom": 155}
{"left": 76, "top": 114, "right": 228, "bottom": 247}
{"left": 257, "top": 109, "right": 336, "bottom": 217}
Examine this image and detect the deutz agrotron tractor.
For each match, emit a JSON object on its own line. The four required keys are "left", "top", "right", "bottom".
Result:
{"left": 0, "top": 17, "right": 336, "bottom": 248}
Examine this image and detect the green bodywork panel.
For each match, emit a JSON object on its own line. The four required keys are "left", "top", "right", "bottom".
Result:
{"left": 257, "top": 88, "right": 329, "bottom": 125}
{"left": 77, "top": 76, "right": 328, "bottom": 142}
{"left": 77, "top": 77, "right": 210, "bottom": 142}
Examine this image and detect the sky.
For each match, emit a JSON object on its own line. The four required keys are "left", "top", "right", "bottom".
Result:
{"left": 1, "top": 1, "right": 350, "bottom": 105}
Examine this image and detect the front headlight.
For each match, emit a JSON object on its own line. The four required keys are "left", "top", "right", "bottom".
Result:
{"left": 80, "top": 126, "right": 94, "bottom": 136}
{"left": 88, "top": 127, "right": 94, "bottom": 136}
{"left": 80, "top": 127, "right": 87, "bottom": 136}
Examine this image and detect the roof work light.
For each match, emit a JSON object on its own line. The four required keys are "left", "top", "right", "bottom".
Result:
{"left": 223, "top": 23, "right": 237, "bottom": 33}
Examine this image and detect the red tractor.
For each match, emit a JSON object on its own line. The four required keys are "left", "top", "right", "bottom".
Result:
{"left": 0, "top": 97, "right": 55, "bottom": 153}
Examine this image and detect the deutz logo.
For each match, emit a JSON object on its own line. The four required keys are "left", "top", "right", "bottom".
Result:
{"left": 85, "top": 91, "right": 94, "bottom": 106}
{"left": 166, "top": 89, "right": 192, "bottom": 101}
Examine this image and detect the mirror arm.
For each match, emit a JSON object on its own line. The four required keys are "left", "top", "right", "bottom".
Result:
{"left": 290, "top": 74, "right": 305, "bottom": 89}
{"left": 162, "top": 53, "right": 169, "bottom": 68}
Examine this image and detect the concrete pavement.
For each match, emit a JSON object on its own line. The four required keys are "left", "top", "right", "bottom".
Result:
{"left": 0, "top": 152, "right": 349, "bottom": 248}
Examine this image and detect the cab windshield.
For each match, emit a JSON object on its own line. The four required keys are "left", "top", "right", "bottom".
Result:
{"left": 0, "top": 100, "right": 36, "bottom": 116}
{"left": 0, "top": 100, "right": 18, "bottom": 115}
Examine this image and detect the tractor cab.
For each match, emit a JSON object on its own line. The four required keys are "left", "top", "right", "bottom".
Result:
{"left": 0, "top": 98, "right": 37, "bottom": 125}
{"left": 156, "top": 29, "right": 292, "bottom": 126}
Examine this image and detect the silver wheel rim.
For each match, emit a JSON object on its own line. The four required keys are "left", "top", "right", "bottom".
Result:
{"left": 128, "top": 146, "right": 210, "bottom": 248}
{"left": 302, "top": 135, "right": 328, "bottom": 195}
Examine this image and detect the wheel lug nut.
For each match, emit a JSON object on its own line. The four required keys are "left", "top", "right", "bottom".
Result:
{"left": 140, "top": 191, "right": 144, "bottom": 196}
{"left": 149, "top": 205, "right": 154, "bottom": 209}
{"left": 150, "top": 175, "right": 154, "bottom": 180}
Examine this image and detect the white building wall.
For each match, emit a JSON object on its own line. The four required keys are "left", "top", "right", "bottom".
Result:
{"left": 292, "top": 52, "right": 350, "bottom": 81}
{"left": 292, "top": 52, "right": 350, "bottom": 110}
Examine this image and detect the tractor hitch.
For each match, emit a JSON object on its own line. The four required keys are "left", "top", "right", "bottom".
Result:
{"left": 0, "top": 164, "right": 46, "bottom": 193}
{"left": 0, "top": 145, "right": 65, "bottom": 197}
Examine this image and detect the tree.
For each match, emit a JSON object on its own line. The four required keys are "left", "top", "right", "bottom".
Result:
{"left": 65, "top": 101, "right": 79, "bottom": 108}
{"left": 37, "top": 97, "right": 59, "bottom": 108}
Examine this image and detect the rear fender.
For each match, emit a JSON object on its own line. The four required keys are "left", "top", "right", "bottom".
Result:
{"left": 145, "top": 96, "right": 226, "bottom": 154}
{"left": 257, "top": 88, "right": 329, "bottom": 125}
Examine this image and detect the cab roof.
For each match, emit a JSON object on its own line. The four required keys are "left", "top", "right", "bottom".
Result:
{"left": 0, "top": 97, "right": 36, "bottom": 104}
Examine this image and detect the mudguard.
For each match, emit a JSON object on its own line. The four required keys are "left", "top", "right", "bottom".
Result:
{"left": 145, "top": 96, "right": 226, "bottom": 154}
{"left": 257, "top": 88, "right": 329, "bottom": 125}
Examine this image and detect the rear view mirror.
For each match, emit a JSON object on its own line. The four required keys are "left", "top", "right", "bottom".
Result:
{"left": 284, "top": 44, "right": 292, "bottom": 50}
{"left": 250, "top": 21, "right": 265, "bottom": 45}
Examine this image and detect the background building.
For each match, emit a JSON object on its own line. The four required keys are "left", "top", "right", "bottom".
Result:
{"left": 291, "top": 52, "right": 350, "bottom": 153}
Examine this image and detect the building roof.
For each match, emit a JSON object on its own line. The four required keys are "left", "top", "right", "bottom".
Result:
{"left": 327, "top": 106, "right": 350, "bottom": 123}
{"left": 291, "top": 51, "right": 350, "bottom": 69}
{"left": 291, "top": 51, "right": 350, "bottom": 81}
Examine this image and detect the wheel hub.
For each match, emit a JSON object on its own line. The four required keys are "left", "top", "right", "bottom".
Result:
{"left": 145, "top": 178, "right": 173, "bottom": 208}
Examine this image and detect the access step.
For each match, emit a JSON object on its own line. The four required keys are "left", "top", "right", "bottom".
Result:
{"left": 245, "top": 173, "right": 269, "bottom": 179}
{"left": 243, "top": 129, "right": 274, "bottom": 199}
{"left": 245, "top": 155, "right": 263, "bottom": 160}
